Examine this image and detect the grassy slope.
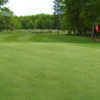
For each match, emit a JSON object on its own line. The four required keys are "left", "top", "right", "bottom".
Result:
{"left": 0, "top": 31, "right": 100, "bottom": 100}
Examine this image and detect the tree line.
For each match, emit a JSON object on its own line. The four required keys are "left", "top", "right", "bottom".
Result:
{"left": 54, "top": 0, "right": 100, "bottom": 35}
{"left": 0, "top": 0, "right": 58, "bottom": 31}
{"left": 0, "top": 0, "right": 100, "bottom": 36}
{"left": 0, "top": 9, "right": 56, "bottom": 30}
{"left": 17, "top": 14, "right": 55, "bottom": 29}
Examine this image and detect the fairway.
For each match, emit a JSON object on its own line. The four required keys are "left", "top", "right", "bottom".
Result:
{"left": 0, "top": 33, "right": 100, "bottom": 100}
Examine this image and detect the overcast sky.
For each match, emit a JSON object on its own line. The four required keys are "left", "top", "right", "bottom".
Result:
{"left": 6, "top": 0, "right": 54, "bottom": 16}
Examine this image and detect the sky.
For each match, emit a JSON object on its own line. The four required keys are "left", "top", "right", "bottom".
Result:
{"left": 6, "top": 0, "right": 54, "bottom": 16}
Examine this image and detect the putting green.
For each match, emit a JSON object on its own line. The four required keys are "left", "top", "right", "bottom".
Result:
{"left": 0, "top": 42, "right": 100, "bottom": 100}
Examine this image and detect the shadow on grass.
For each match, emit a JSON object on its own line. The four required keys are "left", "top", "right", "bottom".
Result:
{"left": 29, "top": 34, "right": 94, "bottom": 44}
{"left": 29, "top": 34, "right": 100, "bottom": 48}
{"left": 0, "top": 31, "right": 99, "bottom": 47}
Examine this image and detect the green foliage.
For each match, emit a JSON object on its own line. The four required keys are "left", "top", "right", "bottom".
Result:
{"left": 0, "top": 0, "right": 20, "bottom": 31}
{"left": 17, "top": 14, "right": 55, "bottom": 29}
{"left": 0, "top": 7, "right": 21, "bottom": 30}
{"left": 0, "top": 0, "right": 56, "bottom": 31}
{"left": 0, "top": 0, "right": 99, "bottom": 33}
{"left": 0, "top": 12, "right": 55, "bottom": 30}
{"left": 0, "top": 0, "right": 8, "bottom": 6}
{"left": 54, "top": 0, "right": 99, "bottom": 35}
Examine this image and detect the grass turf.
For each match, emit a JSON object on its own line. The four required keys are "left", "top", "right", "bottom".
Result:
{"left": 0, "top": 31, "right": 100, "bottom": 100}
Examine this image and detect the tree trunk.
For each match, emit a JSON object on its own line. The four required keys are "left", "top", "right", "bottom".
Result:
{"left": 91, "top": 24, "right": 95, "bottom": 40}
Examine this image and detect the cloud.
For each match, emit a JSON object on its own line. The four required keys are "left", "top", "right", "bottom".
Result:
{"left": 6, "top": 0, "right": 54, "bottom": 16}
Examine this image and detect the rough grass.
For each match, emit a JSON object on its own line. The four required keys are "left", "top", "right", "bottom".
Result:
{"left": 0, "top": 31, "right": 100, "bottom": 100}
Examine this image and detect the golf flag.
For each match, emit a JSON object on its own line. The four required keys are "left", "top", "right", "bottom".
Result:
{"left": 96, "top": 24, "right": 99, "bottom": 33}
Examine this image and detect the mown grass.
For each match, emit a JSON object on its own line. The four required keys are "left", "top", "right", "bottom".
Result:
{"left": 0, "top": 31, "right": 92, "bottom": 43}
{"left": 0, "top": 31, "right": 100, "bottom": 100}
